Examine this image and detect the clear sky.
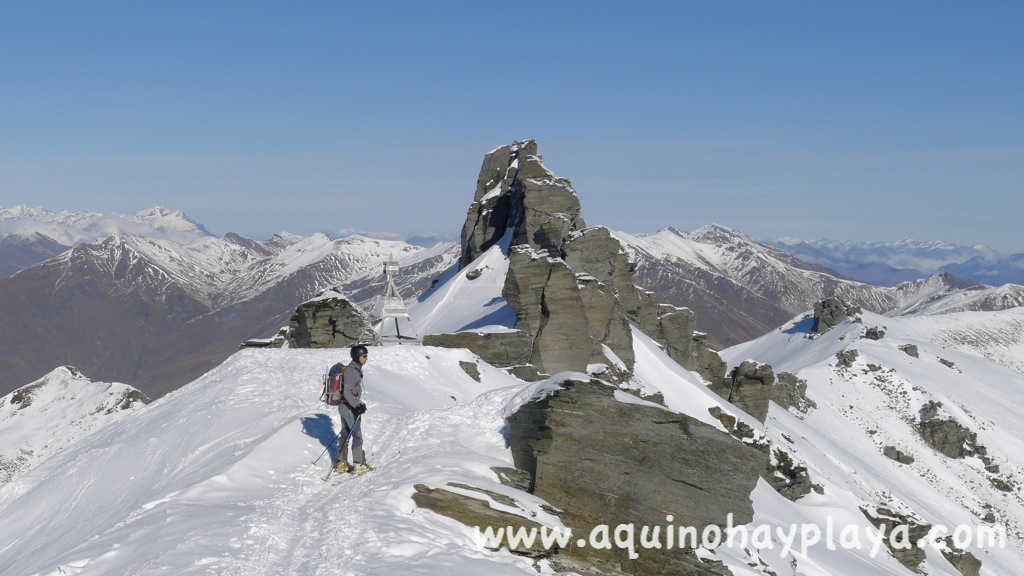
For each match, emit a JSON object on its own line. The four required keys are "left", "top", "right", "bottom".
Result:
{"left": 2, "top": 2, "right": 1022, "bottom": 251}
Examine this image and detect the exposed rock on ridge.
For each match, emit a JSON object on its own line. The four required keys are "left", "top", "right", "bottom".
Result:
{"left": 460, "top": 140, "right": 586, "bottom": 270}
{"left": 285, "top": 291, "right": 376, "bottom": 348}
{"left": 709, "top": 361, "right": 816, "bottom": 423}
{"left": 506, "top": 379, "right": 767, "bottom": 575}
{"left": 813, "top": 296, "right": 863, "bottom": 333}
{"left": 449, "top": 140, "right": 726, "bottom": 383}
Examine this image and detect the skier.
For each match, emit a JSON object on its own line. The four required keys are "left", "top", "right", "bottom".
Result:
{"left": 336, "top": 344, "right": 371, "bottom": 474}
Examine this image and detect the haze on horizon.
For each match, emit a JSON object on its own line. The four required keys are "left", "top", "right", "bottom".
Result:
{"left": 1, "top": 2, "right": 1021, "bottom": 252}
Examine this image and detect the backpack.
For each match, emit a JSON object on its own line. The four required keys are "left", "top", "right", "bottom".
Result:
{"left": 321, "top": 363, "right": 345, "bottom": 406}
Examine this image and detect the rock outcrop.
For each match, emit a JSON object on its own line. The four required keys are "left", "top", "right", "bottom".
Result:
{"left": 460, "top": 140, "right": 586, "bottom": 270}
{"left": 285, "top": 291, "right": 376, "bottom": 348}
{"left": 505, "top": 379, "right": 767, "bottom": 575}
{"left": 864, "top": 326, "right": 886, "bottom": 340}
{"left": 709, "top": 361, "right": 815, "bottom": 422}
{"left": 918, "top": 401, "right": 983, "bottom": 459}
{"left": 883, "top": 445, "right": 916, "bottom": 464}
{"left": 899, "top": 344, "right": 920, "bottom": 358}
{"left": 812, "top": 296, "right": 862, "bottom": 333}
{"left": 422, "top": 331, "right": 534, "bottom": 376}
{"left": 438, "top": 140, "right": 727, "bottom": 384}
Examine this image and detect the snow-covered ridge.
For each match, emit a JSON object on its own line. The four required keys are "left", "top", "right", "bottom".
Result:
{"left": 3, "top": 303, "right": 1024, "bottom": 573}
{"left": 0, "top": 347, "right": 548, "bottom": 575}
{"left": 46, "top": 231, "right": 440, "bottom": 309}
{"left": 618, "top": 225, "right": 1024, "bottom": 318}
{"left": 0, "top": 204, "right": 212, "bottom": 246}
{"left": 0, "top": 366, "right": 149, "bottom": 484}
{"left": 720, "top": 309, "right": 1024, "bottom": 574}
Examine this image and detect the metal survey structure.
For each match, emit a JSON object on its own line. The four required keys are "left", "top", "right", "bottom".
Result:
{"left": 377, "top": 253, "right": 419, "bottom": 344}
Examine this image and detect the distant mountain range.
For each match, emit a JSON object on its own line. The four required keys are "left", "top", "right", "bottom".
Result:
{"left": 2, "top": 202, "right": 1023, "bottom": 398}
{"left": 0, "top": 228, "right": 457, "bottom": 399}
{"left": 0, "top": 205, "right": 458, "bottom": 277}
{"left": 768, "top": 237, "right": 1024, "bottom": 287}
{"left": 621, "top": 226, "right": 1024, "bottom": 348}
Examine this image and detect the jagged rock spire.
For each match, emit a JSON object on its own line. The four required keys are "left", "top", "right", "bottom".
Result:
{"left": 459, "top": 140, "right": 585, "bottom": 269}
{"left": 440, "top": 140, "right": 727, "bottom": 384}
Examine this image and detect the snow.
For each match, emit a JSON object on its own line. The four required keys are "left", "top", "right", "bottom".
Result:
{"left": 389, "top": 230, "right": 515, "bottom": 337}
{"left": 719, "top": 308, "right": 1024, "bottom": 575}
{"left": 0, "top": 205, "right": 210, "bottom": 246}
{"left": 0, "top": 347, "right": 544, "bottom": 576}
{"left": 5, "top": 219, "right": 1024, "bottom": 574}
{"left": 0, "top": 367, "right": 147, "bottom": 484}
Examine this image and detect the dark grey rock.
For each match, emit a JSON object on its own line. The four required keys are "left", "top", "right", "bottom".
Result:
{"left": 423, "top": 331, "right": 533, "bottom": 372}
{"left": 883, "top": 446, "right": 916, "bottom": 464}
{"left": 836, "top": 349, "right": 859, "bottom": 368}
{"left": 710, "top": 362, "right": 815, "bottom": 423}
{"left": 919, "top": 401, "right": 983, "bottom": 459}
{"left": 899, "top": 344, "right": 920, "bottom": 358}
{"left": 989, "top": 477, "right": 1016, "bottom": 493}
{"left": 458, "top": 361, "right": 481, "bottom": 382}
{"left": 503, "top": 248, "right": 594, "bottom": 377}
{"left": 812, "top": 296, "right": 862, "bottom": 333}
{"left": 459, "top": 140, "right": 585, "bottom": 270}
{"left": 941, "top": 538, "right": 982, "bottom": 576}
{"left": 864, "top": 326, "right": 886, "bottom": 340}
{"left": 765, "top": 447, "right": 815, "bottom": 501}
{"left": 861, "top": 506, "right": 931, "bottom": 572}
{"left": 505, "top": 379, "right": 765, "bottom": 575}
{"left": 286, "top": 292, "right": 376, "bottom": 348}
{"left": 411, "top": 484, "right": 551, "bottom": 558}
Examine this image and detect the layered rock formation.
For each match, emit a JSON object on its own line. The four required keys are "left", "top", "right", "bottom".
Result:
{"left": 443, "top": 140, "right": 726, "bottom": 384}
{"left": 709, "top": 361, "right": 815, "bottom": 423}
{"left": 918, "top": 400, "right": 983, "bottom": 459}
{"left": 417, "top": 140, "right": 773, "bottom": 574}
{"left": 505, "top": 379, "right": 767, "bottom": 575}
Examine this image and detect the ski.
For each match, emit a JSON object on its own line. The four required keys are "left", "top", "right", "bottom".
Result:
{"left": 322, "top": 466, "right": 373, "bottom": 483}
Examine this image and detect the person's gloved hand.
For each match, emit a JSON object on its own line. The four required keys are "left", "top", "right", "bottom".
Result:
{"left": 355, "top": 403, "right": 367, "bottom": 416}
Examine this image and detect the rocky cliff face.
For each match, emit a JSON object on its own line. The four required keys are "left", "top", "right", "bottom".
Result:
{"left": 506, "top": 379, "right": 767, "bottom": 575}
{"left": 449, "top": 140, "right": 727, "bottom": 384}
{"left": 460, "top": 140, "right": 586, "bottom": 270}
{"left": 708, "top": 361, "right": 816, "bottom": 423}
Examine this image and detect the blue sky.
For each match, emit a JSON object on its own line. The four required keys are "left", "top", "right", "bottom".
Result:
{"left": 2, "top": 2, "right": 1022, "bottom": 251}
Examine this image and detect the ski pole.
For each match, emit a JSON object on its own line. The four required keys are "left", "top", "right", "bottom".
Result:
{"left": 312, "top": 429, "right": 343, "bottom": 466}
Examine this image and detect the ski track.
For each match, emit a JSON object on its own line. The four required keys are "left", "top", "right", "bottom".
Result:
{"left": 181, "top": 388, "right": 529, "bottom": 576}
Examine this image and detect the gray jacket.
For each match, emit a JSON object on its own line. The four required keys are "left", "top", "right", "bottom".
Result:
{"left": 342, "top": 361, "right": 363, "bottom": 408}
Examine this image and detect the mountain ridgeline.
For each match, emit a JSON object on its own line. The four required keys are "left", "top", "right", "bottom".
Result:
{"left": 2, "top": 145, "right": 1023, "bottom": 400}
{"left": 2, "top": 141, "right": 1024, "bottom": 575}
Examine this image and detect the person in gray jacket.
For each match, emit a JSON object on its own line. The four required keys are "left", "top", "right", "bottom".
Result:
{"left": 336, "top": 344, "right": 371, "bottom": 474}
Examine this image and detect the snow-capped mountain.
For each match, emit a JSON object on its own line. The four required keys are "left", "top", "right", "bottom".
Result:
{"left": 619, "top": 226, "right": 1024, "bottom": 348}
{"left": 2, "top": 239, "right": 1024, "bottom": 574}
{"left": 769, "top": 237, "right": 1024, "bottom": 287}
{"left": 0, "top": 231, "right": 69, "bottom": 277}
{"left": 0, "top": 230, "right": 457, "bottom": 399}
{"left": 0, "top": 204, "right": 213, "bottom": 247}
{"left": 0, "top": 366, "right": 149, "bottom": 484}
